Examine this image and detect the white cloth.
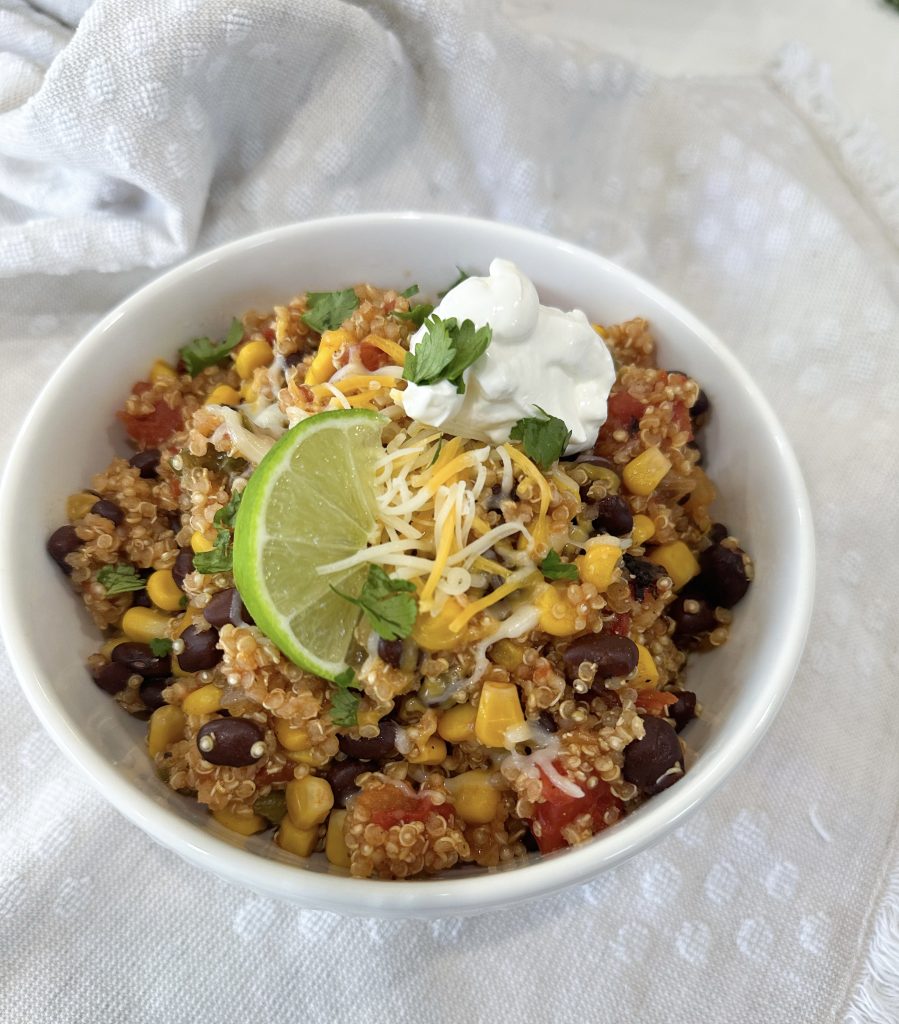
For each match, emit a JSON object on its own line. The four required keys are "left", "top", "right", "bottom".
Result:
{"left": 2, "top": 3, "right": 899, "bottom": 1022}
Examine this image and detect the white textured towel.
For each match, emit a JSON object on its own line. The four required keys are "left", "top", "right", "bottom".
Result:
{"left": 2, "top": 3, "right": 899, "bottom": 1022}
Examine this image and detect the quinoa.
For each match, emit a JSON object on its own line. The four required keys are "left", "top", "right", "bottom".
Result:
{"left": 47, "top": 282, "right": 753, "bottom": 879}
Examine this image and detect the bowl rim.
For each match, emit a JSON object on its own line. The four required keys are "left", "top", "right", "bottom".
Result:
{"left": 0, "top": 212, "right": 815, "bottom": 916}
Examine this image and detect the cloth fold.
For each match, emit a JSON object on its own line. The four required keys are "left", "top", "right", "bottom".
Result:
{"left": 1, "top": 3, "right": 898, "bottom": 1022}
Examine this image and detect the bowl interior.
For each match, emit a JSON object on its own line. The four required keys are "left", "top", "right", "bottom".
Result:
{"left": 0, "top": 214, "right": 812, "bottom": 916}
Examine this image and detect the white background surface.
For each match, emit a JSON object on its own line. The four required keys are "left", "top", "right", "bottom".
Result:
{"left": 509, "top": 0, "right": 899, "bottom": 156}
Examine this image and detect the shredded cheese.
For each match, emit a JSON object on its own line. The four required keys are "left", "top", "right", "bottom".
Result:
{"left": 447, "top": 567, "right": 537, "bottom": 633}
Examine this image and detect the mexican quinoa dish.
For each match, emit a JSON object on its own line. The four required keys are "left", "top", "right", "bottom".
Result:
{"left": 46, "top": 260, "right": 752, "bottom": 879}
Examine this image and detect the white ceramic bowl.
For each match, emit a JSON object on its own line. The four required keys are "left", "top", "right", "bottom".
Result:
{"left": 0, "top": 214, "right": 814, "bottom": 918}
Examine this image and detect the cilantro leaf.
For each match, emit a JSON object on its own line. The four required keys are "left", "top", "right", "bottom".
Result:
{"left": 400, "top": 284, "right": 420, "bottom": 298}
{"left": 509, "top": 406, "right": 572, "bottom": 470}
{"left": 97, "top": 564, "right": 145, "bottom": 596}
{"left": 439, "top": 266, "right": 471, "bottom": 298}
{"left": 402, "top": 316, "right": 455, "bottom": 387}
{"left": 193, "top": 530, "right": 232, "bottom": 574}
{"left": 330, "top": 667, "right": 362, "bottom": 726}
{"left": 402, "top": 315, "right": 492, "bottom": 393}
{"left": 332, "top": 565, "right": 418, "bottom": 641}
{"left": 389, "top": 302, "right": 435, "bottom": 328}
{"left": 214, "top": 489, "right": 242, "bottom": 529}
{"left": 428, "top": 439, "right": 443, "bottom": 468}
{"left": 301, "top": 289, "right": 359, "bottom": 334}
{"left": 179, "top": 318, "right": 244, "bottom": 377}
{"left": 539, "top": 550, "right": 579, "bottom": 581}
{"left": 441, "top": 319, "right": 492, "bottom": 395}
{"left": 149, "top": 637, "right": 174, "bottom": 656}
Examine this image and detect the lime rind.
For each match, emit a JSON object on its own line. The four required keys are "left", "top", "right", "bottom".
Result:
{"left": 233, "top": 408, "right": 385, "bottom": 679}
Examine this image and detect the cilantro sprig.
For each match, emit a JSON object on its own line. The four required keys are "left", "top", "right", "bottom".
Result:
{"left": 97, "top": 564, "right": 145, "bottom": 596}
{"left": 330, "top": 668, "right": 363, "bottom": 727}
{"left": 438, "top": 266, "right": 471, "bottom": 298}
{"left": 149, "top": 637, "right": 173, "bottom": 656}
{"left": 193, "top": 490, "right": 243, "bottom": 574}
{"left": 509, "top": 406, "right": 572, "bottom": 470}
{"left": 179, "top": 318, "right": 244, "bottom": 377}
{"left": 301, "top": 288, "right": 359, "bottom": 334}
{"left": 539, "top": 550, "right": 579, "bottom": 581}
{"left": 403, "top": 315, "right": 492, "bottom": 395}
{"left": 400, "top": 284, "right": 420, "bottom": 298}
{"left": 332, "top": 565, "right": 417, "bottom": 641}
{"left": 390, "top": 302, "right": 435, "bottom": 328}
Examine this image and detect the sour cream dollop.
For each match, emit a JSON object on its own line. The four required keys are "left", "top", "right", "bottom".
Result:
{"left": 401, "top": 259, "right": 616, "bottom": 454}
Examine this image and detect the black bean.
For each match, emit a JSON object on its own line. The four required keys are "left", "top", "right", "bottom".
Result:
{"left": 172, "top": 548, "right": 194, "bottom": 590}
{"left": 178, "top": 625, "right": 221, "bottom": 671}
{"left": 561, "top": 634, "right": 639, "bottom": 683}
{"left": 325, "top": 759, "right": 367, "bottom": 807}
{"left": 111, "top": 642, "right": 171, "bottom": 678}
{"left": 131, "top": 589, "right": 153, "bottom": 608}
{"left": 708, "top": 522, "right": 728, "bottom": 543}
{"left": 622, "top": 553, "right": 665, "bottom": 602}
{"left": 592, "top": 495, "right": 633, "bottom": 537}
{"left": 47, "top": 525, "right": 82, "bottom": 575}
{"left": 668, "top": 592, "right": 717, "bottom": 648}
{"left": 129, "top": 449, "right": 161, "bottom": 478}
{"left": 338, "top": 719, "right": 398, "bottom": 761}
{"left": 197, "top": 718, "right": 265, "bottom": 767}
{"left": 623, "top": 716, "right": 684, "bottom": 795}
{"left": 536, "top": 710, "right": 558, "bottom": 734}
{"left": 204, "top": 588, "right": 251, "bottom": 629}
{"left": 284, "top": 351, "right": 306, "bottom": 368}
{"left": 139, "top": 678, "right": 168, "bottom": 710}
{"left": 520, "top": 828, "right": 540, "bottom": 853}
{"left": 90, "top": 500, "right": 123, "bottom": 526}
{"left": 698, "top": 543, "right": 750, "bottom": 608}
{"left": 668, "top": 690, "right": 697, "bottom": 732}
{"left": 92, "top": 662, "right": 133, "bottom": 695}
{"left": 686, "top": 439, "right": 704, "bottom": 466}
{"left": 378, "top": 639, "right": 403, "bottom": 668}
{"left": 691, "top": 388, "right": 710, "bottom": 419}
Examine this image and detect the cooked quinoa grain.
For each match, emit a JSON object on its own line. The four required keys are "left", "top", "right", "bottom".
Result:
{"left": 49, "top": 279, "right": 752, "bottom": 879}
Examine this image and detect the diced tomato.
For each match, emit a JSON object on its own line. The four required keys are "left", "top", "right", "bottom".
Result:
{"left": 605, "top": 612, "right": 632, "bottom": 636}
{"left": 118, "top": 397, "right": 184, "bottom": 448}
{"left": 531, "top": 765, "right": 623, "bottom": 854}
{"left": 358, "top": 785, "right": 452, "bottom": 830}
{"left": 360, "top": 342, "right": 392, "bottom": 371}
{"left": 671, "top": 399, "right": 691, "bottom": 436}
{"left": 598, "top": 391, "right": 647, "bottom": 443}
{"left": 635, "top": 689, "right": 679, "bottom": 716}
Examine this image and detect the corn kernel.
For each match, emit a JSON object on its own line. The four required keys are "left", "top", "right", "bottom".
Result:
{"left": 182, "top": 682, "right": 223, "bottom": 717}
{"left": 149, "top": 359, "right": 178, "bottom": 383}
{"left": 445, "top": 770, "right": 500, "bottom": 825}
{"left": 277, "top": 818, "right": 319, "bottom": 857}
{"left": 147, "top": 705, "right": 185, "bottom": 757}
{"left": 99, "top": 636, "right": 126, "bottom": 659}
{"left": 535, "top": 582, "right": 581, "bottom": 637}
{"left": 577, "top": 542, "right": 621, "bottom": 592}
{"left": 437, "top": 703, "right": 477, "bottom": 744}
{"left": 407, "top": 735, "right": 447, "bottom": 765}
{"left": 304, "top": 328, "right": 352, "bottom": 385}
{"left": 489, "top": 638, "right": 524, "bottom": 670}
{"left": 647, "top": 540, "right": 699, "bottom": 591}
{"left": 190, "top": 531, "right": 213, "bottom": 554}
{"left": 475, "top": 681, "right": 525, "bottom": 748}
{"left": 241, "top": 379, "right": 260, "bottom": 404}
{"left": 631, "top": 514, "right": 656, "bottom": 546}
{"left": 234, "top": 339, "right": 273, "bottom": 380}
{"left": 686, "top": 467, "right": 716, "bottom": 514}
{"left": 325, "top": 810, "right": 350, "bottom": 868}
{"left": 622, "top": 446, "right": 672, "bottom": 496}
{"left": 212, "top": 807, "right": 267, "bottom": 836}
{"left": 284, "top": 750, "right": 325, "bottom": 767}
{"left": 275, "top": 718, "right": 311, "bottom": 752}
{"left": 412, "top": 597, "right": 470, "bottom": 652}
{"left": 286, "top": 776, "right": 334, "bottom": 829}
{"left": 205, "top": 384, "right": 241, "bottom": 407}
{"left": 633, "top": 643, "right": 659, "bottom": 686}
{"left": 146, "top": 569, "right": 183, "bottom": 612}
{"left": 122, "top": 606, "right": 171, "bottom": 644}
{"left": 66, "top": 491, "right": 97, "bottom": 521}
{"left": 592, "top": 323, "right": 608, "bottom": 338}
